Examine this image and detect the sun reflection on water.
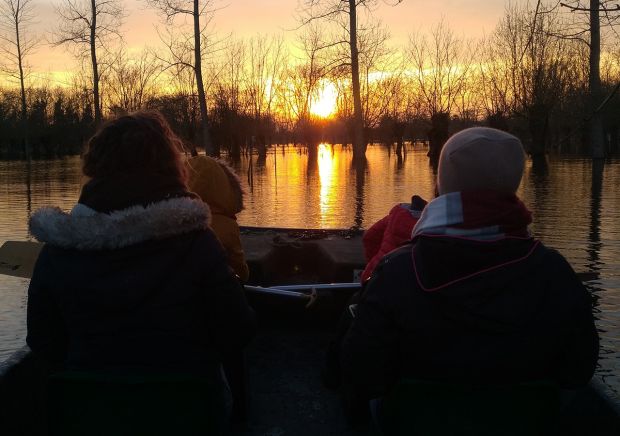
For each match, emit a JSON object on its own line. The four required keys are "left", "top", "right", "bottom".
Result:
{"left": 318, "top": 143, "right": 337, "bottom": 227}
{"left": 1, "top": 150, "right": 620, "bottom": 394}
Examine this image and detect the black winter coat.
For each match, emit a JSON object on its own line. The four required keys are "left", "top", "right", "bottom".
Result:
{"left": 341, "top": 236, "right": 599, "bottom": 400}
{"left": 26, "top": 197, "right": 256, "bottom": 377}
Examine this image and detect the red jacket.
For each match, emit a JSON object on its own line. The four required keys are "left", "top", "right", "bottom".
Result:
{"left": 361, "top": 203, "right": 424, "bottom": 283}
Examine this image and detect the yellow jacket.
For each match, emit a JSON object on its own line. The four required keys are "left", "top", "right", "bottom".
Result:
{"left": 187, "top": 155, "right": 249, "bottom": 282}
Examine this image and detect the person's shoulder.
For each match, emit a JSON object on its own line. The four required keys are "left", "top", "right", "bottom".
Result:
{"left": 185, "top": 228, "right": 241, "bottom": 283}
{"left": 28, "top": 243, "right": 79, "bottom": 289}
{"left": 383, "top": 242, "right": 413, "bottom": 259}
{"left": 31, "top": 243, "right": 54, "bottom": 271}
{"left": 362, "top": 243, "right": 416, "bottom": 303}
{"left": 34, "top": 241, "right": 85, "bottom": 267}
{"left": 534, "top": 242, "right": 578, "bottom": 276}
{"left": 152, "top": 227, "right": 220, "bottom": 258}
{"left": 371, "top": 243, "right": 414, "bottom": 277}
{"left": 530, "top": 242, "right": 590, "bottom": 300}
{"left": 187, "top": 227, "right": 224, "bottom": 253}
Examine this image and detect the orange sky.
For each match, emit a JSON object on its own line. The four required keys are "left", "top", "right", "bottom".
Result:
{"left": 28, "top": 0, "right": 512, "bottom": 86}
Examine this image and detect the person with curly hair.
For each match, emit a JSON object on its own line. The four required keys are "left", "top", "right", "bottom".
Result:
{"left": 27, "top": 111, "right": 256, "bottom": 433}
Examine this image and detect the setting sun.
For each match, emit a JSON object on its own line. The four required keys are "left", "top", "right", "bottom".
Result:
{"left": 310, "top": 81, "right": 338, "bottom": 118}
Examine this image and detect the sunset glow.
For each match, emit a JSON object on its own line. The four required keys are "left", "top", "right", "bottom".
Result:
{"left": 22, "top": 1, "right": 509, "bottom": 78}
{"left": 310, "top": 81, "right": 338, "bottom": 119}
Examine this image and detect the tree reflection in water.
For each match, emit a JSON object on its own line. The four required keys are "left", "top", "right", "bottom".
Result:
{"left": 2, "top": 148, "right": 620, "bottom": 393}
{"left": 352, "top": 157, "right": 367, "bottom": 230}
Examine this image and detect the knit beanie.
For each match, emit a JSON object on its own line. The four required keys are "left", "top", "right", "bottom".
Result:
{"left": 437, "top": 127, "right": 525, "bottom": 195}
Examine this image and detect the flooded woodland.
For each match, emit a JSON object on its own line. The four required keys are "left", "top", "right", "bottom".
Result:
{"left": 1, "top": 144, "right": 619, "bottom": 395}
{"left": 1, "top": 2, "right": 620, "bottom": 432}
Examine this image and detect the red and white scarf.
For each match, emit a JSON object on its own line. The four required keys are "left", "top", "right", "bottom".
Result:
{"left": 412, "top": 191, "right": 532, "bottom": 240}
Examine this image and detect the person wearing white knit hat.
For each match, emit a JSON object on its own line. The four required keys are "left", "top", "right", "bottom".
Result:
{"left": 340, "top": 127, "right": 599, "bottom": 431}
{"left": 437, "top": 127, "right": 525, "bottom": 195}
{"left": 411, "top": 127, "right": 529, "bottom": 240}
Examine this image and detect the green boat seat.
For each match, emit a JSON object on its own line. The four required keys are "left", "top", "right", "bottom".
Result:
{"left": 47, "top": 371, "right": 228, "bottom": 436}
{"left": 378, "top": 379, "right": 560, "bottom": 436}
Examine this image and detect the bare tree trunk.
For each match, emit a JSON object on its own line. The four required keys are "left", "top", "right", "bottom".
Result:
{"left": 349, "top": 0, "right": 365, "bottom": 162}
{"left": 528, "top": 102, "right": 549, "bottom": 165}
{"left": 90, "top": 0, "right": 101, "bottom": 125}
{"left": 589, "top": 0, "right": 605, "bottom": 159}
{"left": 428, "top": 112, "right": 450, "bottom": 169}
{"left": 194, "top": 0, "right": 215, "bottom": 156}
{"left": 14, "top": 9, "right": 29, "bottom": 160}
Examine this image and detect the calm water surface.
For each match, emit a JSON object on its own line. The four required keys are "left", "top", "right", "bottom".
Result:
{"left": 1, "top": 144, "right": 619, "bottom": 394}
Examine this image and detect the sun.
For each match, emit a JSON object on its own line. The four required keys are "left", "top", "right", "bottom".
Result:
{"left": 310, "top": 81, "right": 338, "bottom": 118}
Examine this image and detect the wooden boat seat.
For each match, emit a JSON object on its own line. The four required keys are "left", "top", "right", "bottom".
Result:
{"left": 47, "top": 371, "right": 227, "bottom": 436}
{"left": 378, "top": 379, "right": 560, "bottom": 436}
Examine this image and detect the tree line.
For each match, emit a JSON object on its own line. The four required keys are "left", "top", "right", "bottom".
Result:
{"left": 0, "top": 0, "right": 619, "bottom": 162}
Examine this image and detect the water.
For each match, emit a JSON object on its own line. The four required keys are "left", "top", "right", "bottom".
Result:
{"left": 1, "top": 144, "right": 619, "bottom": 394}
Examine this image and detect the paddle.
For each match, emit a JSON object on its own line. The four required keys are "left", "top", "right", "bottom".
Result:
{"left": 0, "top": 240, "right": 601, "bottom": 283}
{"left": 0, "top": 241, "right": 44, "bottom": 279}
{"left": 0, "top": 241, "right": 361, "bottom": 305}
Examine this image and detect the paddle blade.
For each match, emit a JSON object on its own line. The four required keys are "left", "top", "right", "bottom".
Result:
{"left": 0, "top": 241, "right": 43, "bottom": 279}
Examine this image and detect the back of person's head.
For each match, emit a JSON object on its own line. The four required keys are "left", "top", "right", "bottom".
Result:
{"left": 82, "top": 110, "right": 187, "bottom": 185}
{"left": 437, "top": 127, "right": 525, "bottom": 195}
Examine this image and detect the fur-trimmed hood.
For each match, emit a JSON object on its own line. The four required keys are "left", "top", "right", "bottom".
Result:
{"left": 29, "top": 197, "right": 211, "bottom": 251}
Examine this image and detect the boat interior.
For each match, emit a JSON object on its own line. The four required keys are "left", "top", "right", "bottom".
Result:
{"left": 1, "top": 228, "right": 620, "bottom": 435}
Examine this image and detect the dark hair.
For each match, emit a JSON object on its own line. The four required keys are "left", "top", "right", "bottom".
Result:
{"left": 82, "top": 111, "right": 187, "bottom": 184}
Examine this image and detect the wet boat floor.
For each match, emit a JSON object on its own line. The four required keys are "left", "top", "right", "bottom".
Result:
{"left": 231, "top": 326, "right": 620, "bottom": 436}
{"left": 230, "top": 326, "right": 371, "bottom": 436}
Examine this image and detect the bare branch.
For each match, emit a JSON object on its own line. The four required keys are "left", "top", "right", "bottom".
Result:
{"left": 560, "top": 1, "right": 620, "bottom": 12}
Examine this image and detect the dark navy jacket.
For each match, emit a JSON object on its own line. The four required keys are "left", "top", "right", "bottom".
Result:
{"left": 341, "top": 237, "right": 599, "bottom": 400}
{"left": 26, "top": 197, "right": 256, "bottom": 376}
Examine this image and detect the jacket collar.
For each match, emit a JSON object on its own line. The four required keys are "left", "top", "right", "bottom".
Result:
{"left": 29, "top": 197, "right": 211, "bottom": 251}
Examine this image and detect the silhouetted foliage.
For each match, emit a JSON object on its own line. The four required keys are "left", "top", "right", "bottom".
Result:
{"left": 0, "top": 87, "right": 94, "bottom": 158}
{"left": 1, "top": 0, "right": 619, "bottom": 160}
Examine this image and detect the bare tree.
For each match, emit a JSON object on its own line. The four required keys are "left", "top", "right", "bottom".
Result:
{"left": 492, "top": 2, "right": 573, "bottom": 159}
{"left": 148, "top": 0, "right": 221, "bottom": 156}
{"left": 278, "top": 24, "right": 332, "bottom": 145}
{"left": 352, "top": 22, "right": 403, "bottom": 132}
{"left": 0, "top": 0, "right": 38, "bottom": 158}
{"left": 409, "top": 20, "right": 476, "bottom": 165}
{"left": 53, "top": 0, "right": 124, "bottom": 125}
{"left": 242, "top": 34, "right": 286, "bottom": 153}
{"left": 210, "top": 38, "right": 246, "bottom": 157}
{"left": 167, "top": 59, "right": 201, "bottom": 145}
{"left": 289, "top": 26, "right": 330, "bottom": 128}
{"left": 104, "top": 48, "right": 161, "bottom": 114}
{"left": 219, "top": 39, "right": 245, "bottom": 116}
{"left": 243, "top": 35, "right": 285, "bottom": 124}
{"left": 478, "top": 35, "right": 514, "bottom": 130}
{"left": 299, "top": 0, "right": 403, "bottom": 162}
{"left": 558, "top": 0, "right": 620, "bottom": 158}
